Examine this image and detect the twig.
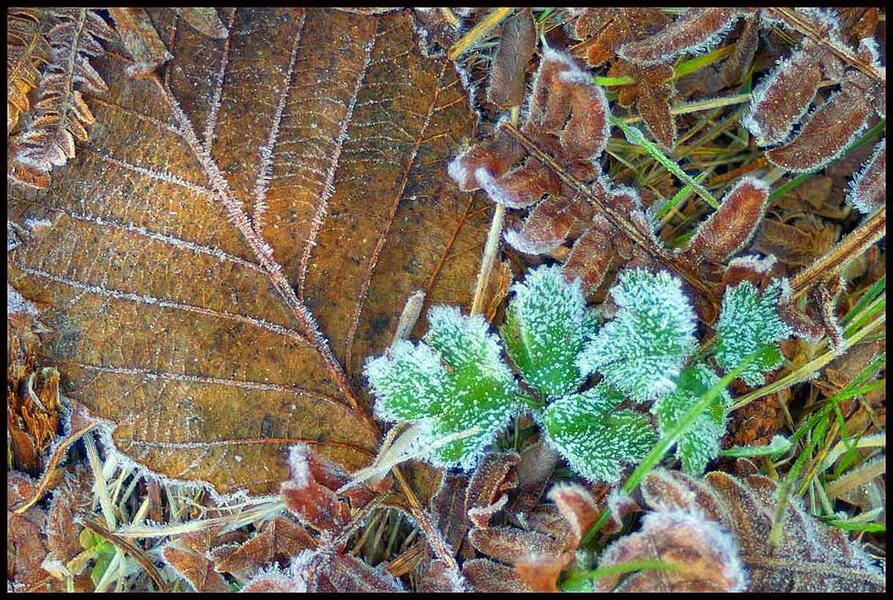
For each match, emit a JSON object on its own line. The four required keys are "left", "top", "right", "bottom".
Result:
{"left": 82, "top": 518, "right": 170, "bottom": 592}
{"left": 769, "top": 8, "right": 886, "bottom": 85}
{"left": 13, "top": 421, "right": 96, "bottom": 515}
{"left": 789, "top": 207, "right": 886, "bottom": 300}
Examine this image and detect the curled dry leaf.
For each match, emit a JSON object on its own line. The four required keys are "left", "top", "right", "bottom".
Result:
{"left": 430, "top": 473, "right": 471, "bottom": 557}
{"left": 7, "top": 8, "right": 52, "bottom": 134}
{"left": 414, "top": 557, "right": 467, "bottom": 592}
{"left": 640, "top": 468, "right": 886, "bottom": 592}
{"left": 8, "top": 8, "right": 489, "bottom": 497}
{"left": 847, "top": 138, "right": 885, "bottom": 214}
{"left": 246, "top": 549, "right": 404, "bottom": 593}
{"left": 465, "top": 451, "right": 519, "bottom": 529}
{"left": 162, "top": 526, "right": 246, "bottom": 593}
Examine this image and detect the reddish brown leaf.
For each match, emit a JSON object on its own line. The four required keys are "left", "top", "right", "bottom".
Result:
{"left": 468, "top": 526, "right": 565, "bottom": 565}
{"left": 846, "top": 138, "right": 885, "bottom": 214}
{"left": 619, "top": 8, "right": 740, "bottom": 66}
{"left": 7, "top": 472, "right": 52, "bottom": 590}
{"left": 486, "top": 9, "right": 536, "bottom": 108}
{"left": 547, "top": 483, "right": 600, "bottom": 542}
{"left": 743, "top": 45, "right": 824, "bottom": 146}
{"left": 679, "top": 177, "right": 770, "bottom": 268}
{"left": 504, "top": 192, "right": 595, "bottom": 255}
{"left": 462, "top": 558, "right": 533, "bottom": 592}
{"left": 720, "top": 17, "right": 759, "bottom": 86}
{"left": 766, "top": 76, "right": 874, "bottom": 172}
{"left": 45, "top": 467, "right": 92, "bottom": 565}
{"left": 281, "top": 446, "right": 351, "bottom": 533}
{"left": 213, "top": 516, "right": 316, "bottom": 576}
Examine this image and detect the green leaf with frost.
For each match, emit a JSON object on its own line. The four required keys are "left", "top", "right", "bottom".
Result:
{"left": 501, "top": 265, "right": 598, "bottom": 399}
{"left": 715, "top": 280, "right": 792, "bottom": 386}
{"left": 543, "top": 383, "right": 657, "bottom": 484}
{"left": 365, "top": 306, "right": 523, "bottom": 470}
{"left": 652, "top": 363, "right": 731, "bottom": 474}
{"left": 576, "top": 269, "right": 698, "bottom": 402}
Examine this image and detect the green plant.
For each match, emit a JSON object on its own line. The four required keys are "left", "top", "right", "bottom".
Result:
{"left": 365, "top": 264, "right": 795, "bottom": 481}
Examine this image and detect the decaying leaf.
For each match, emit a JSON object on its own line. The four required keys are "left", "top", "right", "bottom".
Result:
{"left": 465, "top": 451, "right": 519, "bottom": 528}
{"left": 594, "top": 508, "right": 746, "bottom": 592}
{"left": 462, "top": 558, "right": 532, "bottom": 592}
{"left": 8, "top": 8, "right": 489, "bottom": 497}
{"left": 618, "top": 8, "right": 742, "bottom": 67}
{"left": 213, "top": 516, "right": 315, "bottom": 577}
{"left": 639, "top": 468, "right": 886, "bottom": 592}
{"left": 7, "top": 8, "right": 52, "bottom": 134}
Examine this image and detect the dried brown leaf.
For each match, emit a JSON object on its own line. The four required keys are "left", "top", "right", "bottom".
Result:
{"left": 846, "top": 138, "right": 885, "bottom": 214}
{"left": 639, "top": 468, "right": 886, "bottom": 592}
{"left": 766, "top": 76, "right": 874, "bottom": 172}
{"left": 7, "top": 8, "right": 52, "bottom": 133}
{"left": 414, "top": 558, "right": 467, "bottom": 592}
{"left": 430, "top": 473, "right": 470, "bottom": 556}
{"left": 506, "top": 440, "right": 558, "bottom": 521}
{"left": 619, "top": 8, "right": 740, "bottom": 66}
{"left": 679, "top": 177, "right": 770, "bottom": 272}
{"left": 568, "top": 8, "right": 670, "bottom": 68}
{"left": 486, "top": 9, "right": 536, "bottom": 108}
{"left": 594, "top": 509, "right": 746, "bottom": 592}
{"left": 462, "top": 557, "right": 532, "bottom": 592}
{"left": 8, "top": 8, "right": 489, "bottom": 497}
{"left": 465, "top": 451, "right": 519, "bottom": 529}
{"left": 213, "top": 516, "right": 315, "bottom": 576}
{"left": 743, "top": 45, "right": 824, "bottom": 147}
{"left": 468, "top": 526, "right": 565, "bottom": 565}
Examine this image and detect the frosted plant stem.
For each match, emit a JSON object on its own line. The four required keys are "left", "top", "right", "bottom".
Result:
{"left": 470, "top": 203, "right": 505, "bottom": 315}
{"left": 789, "top": 207, "right": 886, "bottom": 300}
{"left": 85, "top": 431, "right": 117, "bottom": 530}
{"left": 471, "top": 105, "right": 519, "bottom": 316}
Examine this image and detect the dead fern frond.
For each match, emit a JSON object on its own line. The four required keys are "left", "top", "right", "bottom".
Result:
{"left": 14, "top": 8, "right": 113, "bottom": 178}
{"left": 7, "top": 7, "right": 52, "bottom": 134}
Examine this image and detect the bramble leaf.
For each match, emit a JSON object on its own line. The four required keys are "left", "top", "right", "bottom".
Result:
{"left": 652, "top": 363, "right": 731, "bottom": 474}
{"left": 500, "top": 265, "right": 597, "bottom": 399}
{"left": 543, "top": 384, "right": 656, "bottom": 484}
{"left": 577, "top": 269, "right": 698, "bottom": 402}
{"left": 364, "top": 306, "right": 525, "bottom": 470}
{"left": 715, "top": 280, "right": 792, "bottom": 386}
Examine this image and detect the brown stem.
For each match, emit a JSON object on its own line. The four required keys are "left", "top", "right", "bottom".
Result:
{"left": 789, "top": 207, "right": 886, "bottom": 300}
{"left": 82, "top": 518, "right": 170, "bottom": 592}
{"left": 501, "top": 123, "right": 719, "bottom": 300}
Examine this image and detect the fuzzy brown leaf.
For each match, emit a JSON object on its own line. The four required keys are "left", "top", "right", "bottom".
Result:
{"left": 486, "top": 9, "right": 536, "bottom": 108}
{"left": 8, "top": 8, "right": 488, "bottom": 496}
{"left": 619, "top": 8, "right": 740, "bottom": 66}
{"left": 594, "top": 508, "right": 746, "bottom": 592}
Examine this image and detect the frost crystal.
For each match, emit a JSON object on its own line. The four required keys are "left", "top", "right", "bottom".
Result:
{"left": 715, "top": 280, "right": 792, "bottom": 386}
{"left": 576, "top": 269, "right": 698, "bottom": 402}
{"left": 652, "top": 363, "right": 731, "bottom": 474}
{"left": 543, "top": 384, "right": 656, "bottom": 484}
{"left": 364, "top": 306, "right": 523, "bottom": 470}
{"left": 501, "top": 265, "right": 598, "bottom": 399}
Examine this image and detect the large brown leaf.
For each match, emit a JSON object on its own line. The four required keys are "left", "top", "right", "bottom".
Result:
{"left": 7, "top": 8, "right": 487, "bottom": 496}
